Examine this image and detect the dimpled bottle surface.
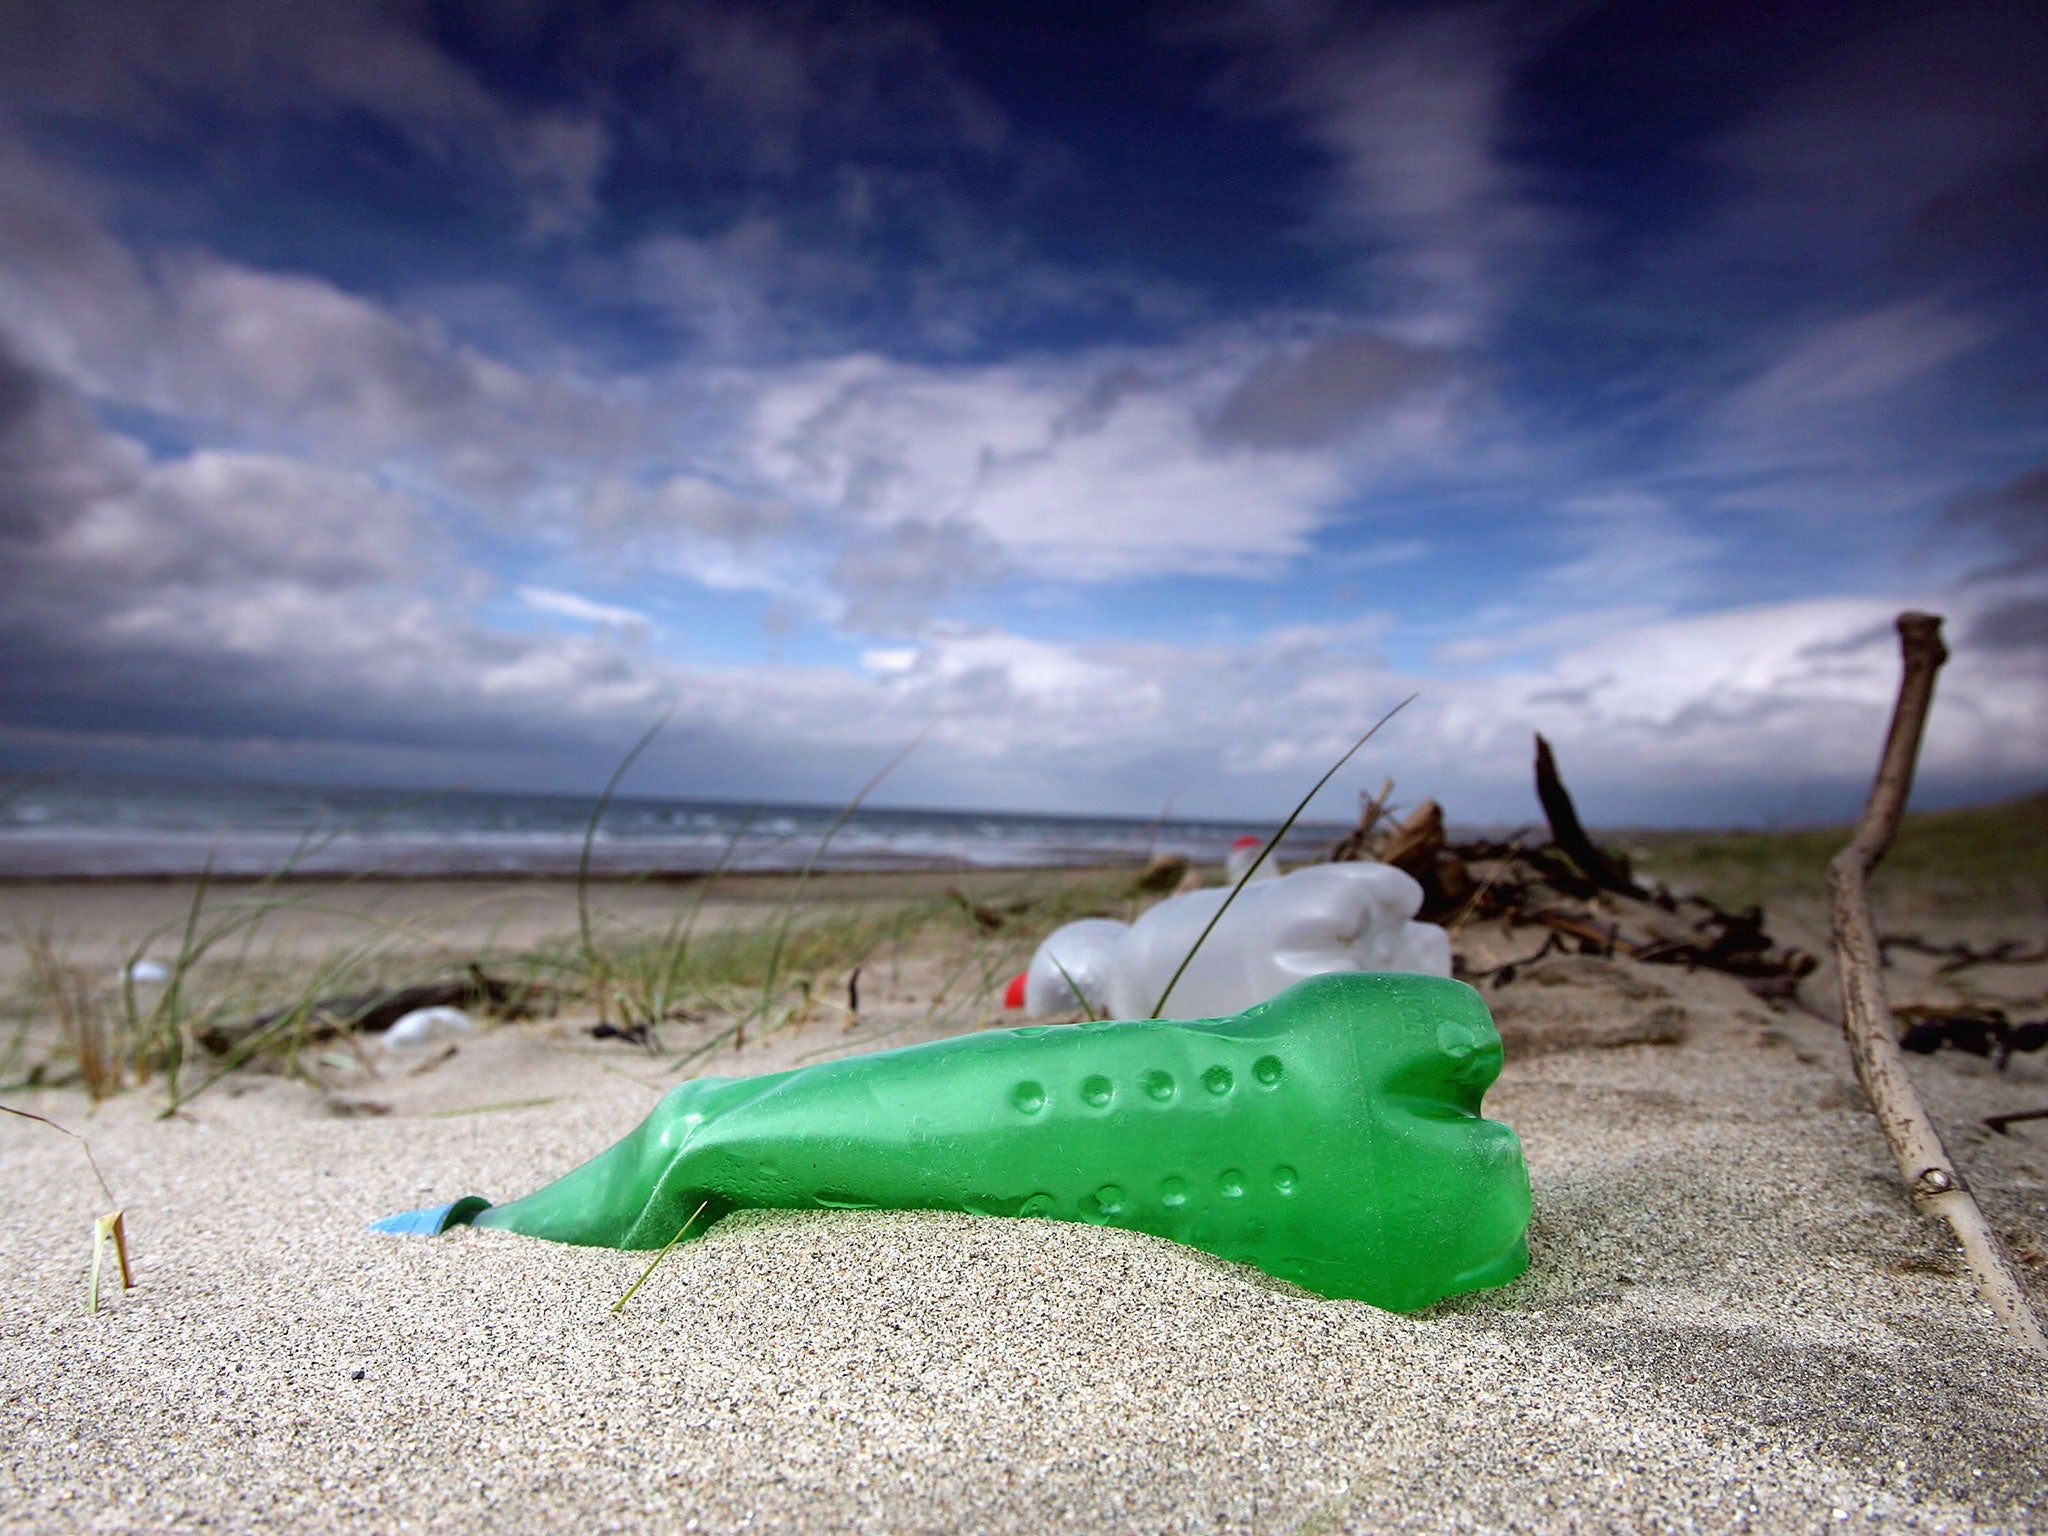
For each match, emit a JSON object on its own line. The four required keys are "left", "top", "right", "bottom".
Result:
{"left": 456, "top": 972, "right": 1531, "bottom": 1311}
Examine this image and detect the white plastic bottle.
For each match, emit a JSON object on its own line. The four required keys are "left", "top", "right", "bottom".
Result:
{"left": 1010, "top": 862, "right": 1451, "bottom": 1020}
{"left": 1224, "top": 833, "right": 1283, "bottom": 886}
{"left": 1017, "top": 917, "right": 1130, "bottom": 1016}
{"left": 1105, "top": 861, "right": 1449, "bottom": 1020}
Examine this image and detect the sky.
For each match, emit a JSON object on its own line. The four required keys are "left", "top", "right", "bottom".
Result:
{"left": 1, "top": 0, "right": 2045, "bottom": 827}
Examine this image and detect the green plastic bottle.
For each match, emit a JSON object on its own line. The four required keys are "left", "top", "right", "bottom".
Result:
{"left": 376, "top": 972, "right": 1531, "bottom": 1311}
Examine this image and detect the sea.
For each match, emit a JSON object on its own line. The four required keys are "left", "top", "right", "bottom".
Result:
{"left": 0, "top": 775, "right": 1354, "bottom": 880}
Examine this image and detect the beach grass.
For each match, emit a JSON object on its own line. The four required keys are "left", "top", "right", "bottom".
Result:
{"left": 13, "top": 777, "right": 2044, "bottom": 1103}
{"left": 1624, "top": 788, "right": 2048, "bottom": 912}
{"left": 0, "top": 856, "right": 1153, "bottom": 1101}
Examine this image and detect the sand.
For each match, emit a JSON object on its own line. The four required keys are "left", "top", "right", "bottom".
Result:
{"left": 4, "top": 877, "right": 2047, "bottom": 1534}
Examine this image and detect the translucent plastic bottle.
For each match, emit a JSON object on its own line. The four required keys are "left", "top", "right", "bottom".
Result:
{"left": 372, "top": 972, "right": 1531, "bottom": 1312}
{"left": 1224, "top": 833, "right": 1283, "bottom": 886}
{"left": 1105, "top": 861, "right": 1451, "bottom": 1020}
{"left": 1019, "top": 917, "right": 1129, "bottom": 1016}
{"left": 1010, "top": 863, "right": 1449, "bottom": 1020}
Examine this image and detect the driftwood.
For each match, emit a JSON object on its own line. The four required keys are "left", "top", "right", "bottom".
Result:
{"left": 195, "top": 965, "right": 547, "bottom": 1056}
{"left": 1894, "top": 1006, "right": 2048, "bottom": 1070}
{"left": 1826, "top": 612, "right": 2045, "bottom": 1354}
{"left": 1378, "top": 796, "right": 1444, "bottom": 877}
{"left": 1334, "top": 744, "right": 1816, "bottom": 1001}
{"left": 1131, "top": 852, "right": 1191, "bottom": 895}
{"left": 1533, "top": 735, "right": 1640, "bottom": 895}
{"left": 1880, "top": 934, "right": 2048, "bottom": 974}
{"left": 1329, "top": 778, "right": 1396, "bottom": 863}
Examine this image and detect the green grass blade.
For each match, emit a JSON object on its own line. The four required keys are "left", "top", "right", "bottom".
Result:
{"left": 612, "top": 1199, "right": 710, "bottom": 1313}
{"left": 1149, "top": 695, "right": 1416, "bottom": 1018}
{"left": 750, "top": 738, "right": 921, "bottom": 1039}
{"left": 578, "top": 712, "right": 676, "bottom": 998}
{"left": 1046, "top": 951, "right": 1102, "bottom": 1022}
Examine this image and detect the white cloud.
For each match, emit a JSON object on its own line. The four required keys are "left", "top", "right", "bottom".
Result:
{"left": 517, "top": 586, "right": 653, "bottom": 632}
{"left": 0, "top": 151, "right": 635, "bottom": 496}
{"left": 1543, "top": 491, "right": 1720, "bottom": 603}
{"left": 1712, "top": 300, "right": 1989, "bottom": 442}
{"left": 6, "top": 354, "right": 2042, "bottom": 821}
{"left": 745, "top": 351, "right": 1347, "bottom": 582}
{"left": 1188, "top": 6, "right": 1544, "bottom": 347}
{"left": 579, "top": 472, "right": 820, "bottom": 603}
{"left": 157, "top": 260, "right": 631, "bottom": 484}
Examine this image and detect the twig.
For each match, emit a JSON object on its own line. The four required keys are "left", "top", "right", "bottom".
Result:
{"left": 1328, "top": 777, "right": 1396, "bottom": 863}
{"left": 1825, "top": 612, "right": 2045, "bottom": 1354}
{"left": 1986, "top": 1108, "right": 2048, "bottom": 1136}
{"left": 1881, "top": 933, "right": 2048, "bottom": 974}
{"left": 1444, "top": 833, "right": 1526, "bottom": 934}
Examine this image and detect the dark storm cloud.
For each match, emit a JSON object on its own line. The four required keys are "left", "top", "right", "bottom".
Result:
{"left": 0, "top": 0, "right": 610, "bottom": 234}
{"left": 1944, "top": 466, "right": 2048, "bottom": 574}
{"left": 1972, "top": 599, "right": 2048, "bottom": 653}
{"left": 1207, "top": 330, "right": 1451, "bottom": 449}
{"left": 0, "top": 333, "right": 657, "bottom": 775}
{"left": 0, "top": 340, "right": 89, "bottom": 547}
{"left": 1940, "top": 463, "right": 2048, "bottom": 654}
{"left": 830, "top": 517, "right": 1009, "bottom": 633}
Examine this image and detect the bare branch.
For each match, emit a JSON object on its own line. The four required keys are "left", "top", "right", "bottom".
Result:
{"left": 1826, "top": 612, "right": 2045, "bottom": 1354}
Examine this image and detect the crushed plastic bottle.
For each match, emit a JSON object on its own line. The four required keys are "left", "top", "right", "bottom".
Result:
{"left": 1009, "top": 861, "right": 1450, "bottom": 1020}
{"left": 382, "top": 1006, "right": 473, "bottom": 1050}
{"left": 371, "top": 971, "right": 1530, "bottom": 1311}
{"left": 1224, "top": 833, "right": 1283, "bottom": 886}
{"left": 1020, "top": 917, "right": 1127, "bottom": 1016}
{"left": 1107, "top": 861, "right": 1450, "bottom": 1020}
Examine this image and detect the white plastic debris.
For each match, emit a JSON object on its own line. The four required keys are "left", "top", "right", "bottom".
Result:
{"left": 1223, "top": 834, "right": 1283, "bottom": 886}
{"left": 382, "top": 1006, "right": 474, "bottom": 1050}
{"left": 1013, "top": 861, "right": 1452, "bottom": 1020}
{"left": 1020, "top": 917, "right": 1130, "bottom": 1017}
{"left": 126, "top": 958, "right": 170, "bottom": 984}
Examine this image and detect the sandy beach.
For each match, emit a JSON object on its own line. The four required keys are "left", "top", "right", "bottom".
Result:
{"left": 4, "top": 872, "right": 2046, "bottom": 1533}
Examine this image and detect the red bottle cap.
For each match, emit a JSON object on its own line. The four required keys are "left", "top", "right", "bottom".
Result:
{"left": 1232, "top": 834, "right": 1262, "bottom": 850}
{"left": 1003, "top": 971, "right": 1028, "bottom": 1009}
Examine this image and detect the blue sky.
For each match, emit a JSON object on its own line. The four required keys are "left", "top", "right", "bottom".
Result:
{"left": 1, "top": 0, "right": 2045, "bottom": 824}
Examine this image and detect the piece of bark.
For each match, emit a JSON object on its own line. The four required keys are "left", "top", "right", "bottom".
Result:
{"left": 1533, "top": 734, "right": 1640, "bottom": 895}
{"left": 1826, "top": 611, "right": 2045, "bottom": 1354}
{"left": 1377, "top": 799, "right": 1481, "bottom": 921}
{"left": 1379, "top": 798, "right": 1445, "bottom": 882}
